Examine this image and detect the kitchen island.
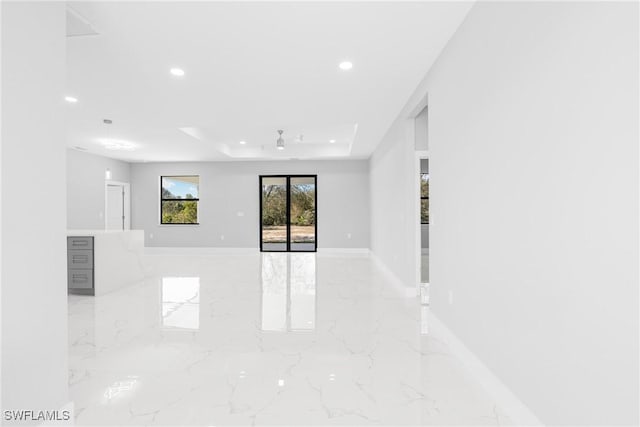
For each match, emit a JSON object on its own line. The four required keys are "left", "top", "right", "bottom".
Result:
{"left": 67, "top": 229, "right": 146, "bottom": 296}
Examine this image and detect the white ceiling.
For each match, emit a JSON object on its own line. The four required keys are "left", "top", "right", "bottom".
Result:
{"left": 66, "top": 1, "right": 473, "bottom": 163}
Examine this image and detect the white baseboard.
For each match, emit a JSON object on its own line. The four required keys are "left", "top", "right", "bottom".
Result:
{"left": 370, "top": 252, "right": 418, "bottom": 298}
{"left": 428, "top": 312, "right": 544, "bottom": 426}
{"left": 145, "top": 247, "right": 370, "bottom": 256}
{"left": 317, "top": 247, "right": 370, "bottom": 255}
{"left": 144, "top": 247, "right": 259, "bottom": 255}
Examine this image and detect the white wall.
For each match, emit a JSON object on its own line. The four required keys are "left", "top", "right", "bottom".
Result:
{"left": 415, "top": 106, "right": 428, "bottom": 151}
{"left": 370, "top": 121, "right": 418, "bottom": 289}
{"left": 67, "top": 149, "right": 131, "bottom": 229}
{"left": 1, "top": 1, "right": 68, "bottom": 417}
{"left": 371, "top": 2, "right": 638, "bottom": 425}
{"left": 0, "top": 0, "right": 4, "bottom": 412}
{"left": 131, "top": 160, "right": 369, "bottom": 249}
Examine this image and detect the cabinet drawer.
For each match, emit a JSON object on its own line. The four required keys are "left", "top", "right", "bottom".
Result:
{"left": 67, "top": 236, "right": 93, "bottom": 250}
{"left": 68, "top": 270, "right": 93, "bottom": 289}
{"left": 68, "top": 250, "right": 94, "bottom": 269}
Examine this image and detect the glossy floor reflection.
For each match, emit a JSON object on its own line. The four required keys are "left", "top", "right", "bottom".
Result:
{"left": 261, "top": 253, "right": 316, "bottom": 332}
{"left": 68, "top": 252, "right": 512, "bottom": 426}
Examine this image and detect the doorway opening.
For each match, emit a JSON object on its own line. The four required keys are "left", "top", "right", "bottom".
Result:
{"left": 260, "top": 175, "right": 317, "bottom": 252}
{"left": 420, "top": 160, "right": 429, "bottom": 283}
{"left": 413, "top": 101, "right": 429, "bottom": 306}
{"left": 105, "top": 181, "right": 130, "bottom": 231}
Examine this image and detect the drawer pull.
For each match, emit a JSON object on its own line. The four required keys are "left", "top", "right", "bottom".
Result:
{"left": 67, "top": 237, "right": 93, "bottom": 250}
{"left": 72, "top": 256, "right": 89, "bottom": 263}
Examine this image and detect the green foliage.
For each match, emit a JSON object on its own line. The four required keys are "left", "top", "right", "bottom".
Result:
{"left": 261, "top": 184, "right": 315, "bottom": 226}
{"left": 420, "top": 173, "right": 429, "bottom": 197}
{"left": 421, "top": 199, "right": 429, "bottom": 224}
{"left": 162, "top": 187, "right": 174, "bottom": 198}
{"left": 162, "top": 200, "right": 198, "bottom": 224}
{"left": 262, "top": 186, "right": 287, "bottom": 226}
{"left": 421, "top": 173, "right": 429, "bottom": 224}
{"left": 162, "top": 184, "right": 198, "bottom": 223}
{"left": 290, "top": 185, "right": 315, "bottom": 226}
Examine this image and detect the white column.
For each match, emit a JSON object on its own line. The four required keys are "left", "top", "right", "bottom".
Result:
{"left": 1, "top": 1, "right": 68, "bottom": 417}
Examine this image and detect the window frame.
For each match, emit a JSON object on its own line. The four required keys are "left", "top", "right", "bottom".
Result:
{"left": 420, "top": 172, "right": 429, "bottom": 225}
{"left": 160, "top": 175, "right": 201, "bottom": 225}
{"left": 259, "top": 175, "right": 317, "bottom": 253}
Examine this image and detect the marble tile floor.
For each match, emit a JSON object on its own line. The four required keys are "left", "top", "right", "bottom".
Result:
{"left": 68, "top": 252, "right": 511, "bottom": 426}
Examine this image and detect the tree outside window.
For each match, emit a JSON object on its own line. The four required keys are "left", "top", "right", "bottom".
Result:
{"left": 161, "top": 176, "right": 199, "bottom": 224}
{"left": 421, "top": 173, "right": 429, "bottom": 224}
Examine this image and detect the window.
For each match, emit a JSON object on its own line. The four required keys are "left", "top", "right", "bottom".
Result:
{"left": 260, "top": 175, "right": 317, "bottom": 252}
{"left": 421, "top": 173, "right": 429, "bottom": 224}
{"left": 161, "top": 176, "right": 199, "bottom": 224}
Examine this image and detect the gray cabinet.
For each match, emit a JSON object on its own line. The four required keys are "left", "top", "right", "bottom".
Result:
{"left": 68, "top": 250, "right": 94, "bottom": 269}
{"left": 67, "top": 236, "right": 94, "bottom": 295}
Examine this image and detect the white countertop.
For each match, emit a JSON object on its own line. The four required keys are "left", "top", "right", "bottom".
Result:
{"left": 67, "top": 229, "right": 143, "bottom": 236}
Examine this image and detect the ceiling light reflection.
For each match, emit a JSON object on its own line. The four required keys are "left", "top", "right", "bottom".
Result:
{"left": 103, "top": 377, "right": 139, "bottom": 401}
{"left": 99, "top": 139, "right": 137, "bottom": 151}
{"left": 170, "top": 68, "right": 185, "bottom": 77}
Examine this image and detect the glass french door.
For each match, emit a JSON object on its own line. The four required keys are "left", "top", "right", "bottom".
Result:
{"left": 260, "top": 175, "right": 317, "bottom": 252}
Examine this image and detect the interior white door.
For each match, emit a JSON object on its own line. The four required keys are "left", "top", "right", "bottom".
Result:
{"left": 106, "top": 184, "right": 124, "bottom": 230}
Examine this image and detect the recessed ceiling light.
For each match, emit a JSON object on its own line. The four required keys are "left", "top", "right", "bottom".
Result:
{"left": 65, "top": 96, "right": 78, "bottom": 103}
{"left": 170, "top": 68, "right": 185, "bottom": 77}
{"left": 338, "top": 61, "right": 353, "bottom": 70}
{"left": 329, "top": 139, "right": 336, "bottom": 143}
{"left": 239, "top": 140, "right": 246, "bottom": 145}
{"left": 277, "top": 146, "right": 285, "bottom": 150}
